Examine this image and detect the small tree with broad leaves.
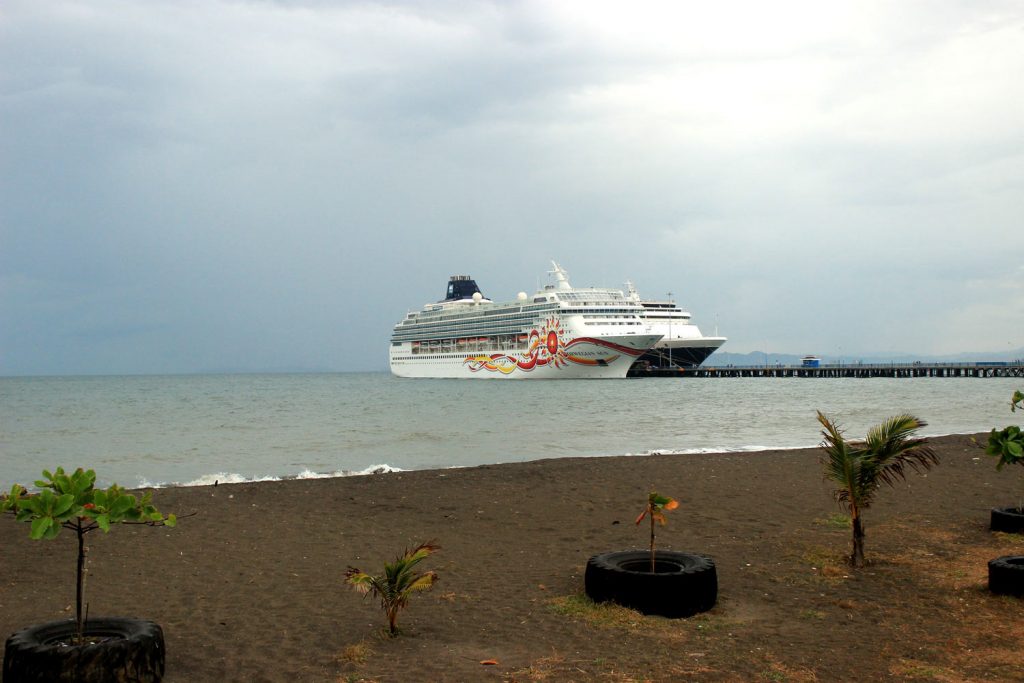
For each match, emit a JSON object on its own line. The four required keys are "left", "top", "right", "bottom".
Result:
{"left": 1, "top": 467, "right": 177, "bottom": 644}
{"left": 635, "top": 492, "right": 679, "bottom": 572}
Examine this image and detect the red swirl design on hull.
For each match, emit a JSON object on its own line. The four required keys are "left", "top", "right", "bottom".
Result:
{"left": 463, "top": 318, "right": 638, "bottom": 375}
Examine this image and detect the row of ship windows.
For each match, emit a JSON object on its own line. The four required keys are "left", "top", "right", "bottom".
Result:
{"left": 393, "top": 322, "right": 641, "bottom": 345}
{"left": 396, "top": 326, "right": 533, "bottom": 338}
{"left": 393, "top": 349, "right": 611, "bottom": 361}
{"left": 412, "top": 304, "right": 557, "bottom": 321}
{"left": 556, "top": 291, "right": 627, "bottom": 302}
{"left": 404, "top": 314, "right": 547, "bottom": 327}
{"left": 402, "top": 307, "right": 640, "bottom": 328}
{"left": 398, "top": 319, "right": 546, "bottom": 334}
{"left": 392, "top": 356, "right": 482, "bottom": 361}
{"left": 397, "top": 316, "right": 639, "bottom": 339}
{"left": 410, "top": 343, "right": 528, "bottom": 354}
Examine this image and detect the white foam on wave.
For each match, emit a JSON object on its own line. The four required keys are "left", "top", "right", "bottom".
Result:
{"left": 140, "top": 464, "right": 406, "bottom": 489}
{"left": 294, "top": 464, "right": 405, "bottom": 479}
{"left": 623, "top": 443, "right": 818, "bottom": 457}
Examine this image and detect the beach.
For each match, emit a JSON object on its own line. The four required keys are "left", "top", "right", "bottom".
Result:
{"left": 2, "top": 433, "right": 1023, "bottom": 682}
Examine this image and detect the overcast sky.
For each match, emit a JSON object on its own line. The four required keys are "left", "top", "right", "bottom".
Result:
{"left": 2, "top": 0, "right": 1022, "bottom": 375}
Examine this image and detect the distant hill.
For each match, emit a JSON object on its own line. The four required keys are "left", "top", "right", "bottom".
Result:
{"left": 706, "top": 348, "right": 1024, "bottom": 367}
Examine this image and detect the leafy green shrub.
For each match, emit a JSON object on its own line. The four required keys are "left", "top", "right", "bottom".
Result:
{"left": 985, "top": 391, "right": 1024, "bottom": 508}
{"left": 345, "top": 541, "right": 439, "bottom": 636}
{"left": 1, "top": 467, "right": 177, "bottom": 643}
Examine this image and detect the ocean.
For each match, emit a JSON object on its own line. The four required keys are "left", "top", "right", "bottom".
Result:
{"left": 1, "top": 372, "right": 1020, "bottom": 490}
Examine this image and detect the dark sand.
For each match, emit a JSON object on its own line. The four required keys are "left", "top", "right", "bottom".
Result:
{"left": 2, "top": 433, "right": 1023, "bottom": 682}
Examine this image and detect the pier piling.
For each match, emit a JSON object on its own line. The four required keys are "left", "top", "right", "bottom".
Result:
{"left": 629, "top": 362, "right": 1024, "bottom": 379}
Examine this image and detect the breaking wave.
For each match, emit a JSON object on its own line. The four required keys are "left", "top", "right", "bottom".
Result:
{"left": 140, "top": 463, "right": 405, "bottom": 489}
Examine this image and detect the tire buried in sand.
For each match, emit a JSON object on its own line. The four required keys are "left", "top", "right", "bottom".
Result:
{"left": 990, "top": 507, "right": 1024, "bottom": 533}
{"left": 3, "top": 617, "right": 165, "bottom": 683}
{"left": 988, "top": 555, "right": 1024, "bottom": 597}
{"left": 585, "top": 550, "right": 717, "bottom": 618}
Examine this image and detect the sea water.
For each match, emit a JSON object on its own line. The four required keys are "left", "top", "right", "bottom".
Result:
{"left": 1, "top": 372, "right": 1020, "bottom": 489}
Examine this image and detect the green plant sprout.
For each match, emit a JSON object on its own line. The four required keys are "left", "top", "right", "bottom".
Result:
{"left": 345, "top": 541, "right": 439, "bottom": 636}
{"left": 635, "top": 491, "right": 679, "bottom": 572}
{"left": 1, "top": 467, "right": 177, "bottom": 644}
{"left": 985, "top": 390, "right": 1024, "bottom": 509}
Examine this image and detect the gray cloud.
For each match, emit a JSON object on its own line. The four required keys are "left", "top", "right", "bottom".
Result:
{"left": 2, "top": 0, "right": 1023, "bottom": 374}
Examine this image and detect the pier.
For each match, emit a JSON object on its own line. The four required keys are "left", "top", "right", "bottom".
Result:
{"left": 630, "top": 362, "right": 1024, "bottom": 379}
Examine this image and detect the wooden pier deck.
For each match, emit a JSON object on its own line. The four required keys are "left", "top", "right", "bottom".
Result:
{"left": 630, "top": 362, "right": 1024, "bottom": 379}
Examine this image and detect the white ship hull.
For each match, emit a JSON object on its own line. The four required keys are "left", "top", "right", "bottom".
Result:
{"left": 390, "top": 332, "right": 661, "bottom": 379}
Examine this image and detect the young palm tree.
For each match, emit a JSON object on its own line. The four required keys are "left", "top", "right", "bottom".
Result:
{"left": 817, "top": 411, "right": 939, "bottom": 568}
{"left": 345, "top": 541, "right": 439, "bottom": 636}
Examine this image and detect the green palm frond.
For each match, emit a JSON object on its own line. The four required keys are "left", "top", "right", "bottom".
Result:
{"left": 817, "top": 411, "right": 866, "bottom": 510}
{"left": 344, "top": 569, "right": 375, "bottom": 595}
{"left": 818, "top": 411, "right": 938, "bottom": 509}
{"left": 864, "top": 414, "right": 938, "bottom": 487}
{"left": 406, "top": 571, "right": 438, "bottom": 594}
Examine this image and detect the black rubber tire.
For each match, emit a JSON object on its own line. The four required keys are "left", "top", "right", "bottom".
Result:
{"left": 585, "top": 550, "right": 717, "bottom": 618}
{"left": 990, "top": 507, "right": 1024, "bottom": 533}
{"left": 3, "top": 617, "right": 165, "bottom": 683}
{"left": 989, "top": 555, "right": 1024, "bottom": 597}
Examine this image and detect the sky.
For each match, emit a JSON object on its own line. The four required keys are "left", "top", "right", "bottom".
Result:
{"left": 2, "top": 0, "right": 1023, "bottom": 375}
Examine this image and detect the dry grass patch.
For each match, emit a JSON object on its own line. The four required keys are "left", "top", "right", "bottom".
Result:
{"left": 543, "top": 594, "right": 753, "bottom": 680}
{"left": 547, "top": 594, "right": 647, "bottom": 632}
{"left": 547, "top": 594, "right": 738, "bottom": 643}
{"left": 504, "top": 652, "right": 638, "bottom": 683}
{"left": 338, "top": 640, "right": 373, "bottom": 666}
{"left": 889, "top": 659, "right": 959, "bottom": 681}
{"left": 799, "top": 546, "right": 851, "bottom": 582}
{"left": 506, "top": 652, "right": 716, "bottom": 683}
{"left": 891, "top": 526, "right": 1003, "bottom": 589}
{"left": 813, "top": 513, "right": 851, "bottom": 530}
{"left": 873, "top": 523, "right": 1024, "bottom": 680}
{"left": 754, "top": 651, "right": 819, "bottom": 683}
{"left": 991, "top": 530, "right": 1024, "bottom": 547}
{"left": 798, "top": 608, "right": 827, "bottom": 620}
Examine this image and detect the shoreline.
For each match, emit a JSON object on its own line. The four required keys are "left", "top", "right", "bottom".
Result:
{"left": 3, "top": 433, "right": 1023, "bottom": 681}
{"left": 136, "top": 427, "right": 993, "bottom": 490}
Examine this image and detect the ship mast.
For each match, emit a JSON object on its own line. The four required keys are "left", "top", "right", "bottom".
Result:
{"left": 549, "top": 261, "right": 572, "bottom": 290}
{"left": 624, "top": 279, "right": 639, "bottom": 301}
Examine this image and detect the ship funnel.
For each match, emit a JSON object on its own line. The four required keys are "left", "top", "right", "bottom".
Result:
{"left": 444, "top": 275, "right": 485, "bottom": 302}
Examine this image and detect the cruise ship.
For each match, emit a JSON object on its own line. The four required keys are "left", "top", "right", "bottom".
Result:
{"left": 389, "top": 263, "right": 662, "bottom": 379}
{"left": 626, "top": 282, "right": 727, "bottom": 368}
